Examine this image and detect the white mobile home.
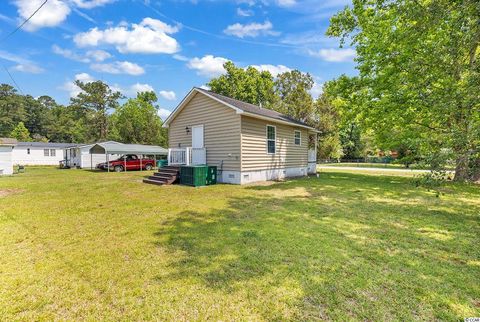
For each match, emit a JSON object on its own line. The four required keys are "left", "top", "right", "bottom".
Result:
{"left": 12, "top": 142, "right": 75, "bottom": 166}
{"left": 0, "top": 138, "right": 16, "bottom": 175}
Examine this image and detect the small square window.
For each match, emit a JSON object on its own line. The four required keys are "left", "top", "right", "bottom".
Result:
{"left": 50, "top": 149, "right": 56, "bottom": 157}
{"left": 44, "top": 149, "right": 49, "bottom": 157}
{"left": 294, "top": 130, "right": 301, "bottom": 145}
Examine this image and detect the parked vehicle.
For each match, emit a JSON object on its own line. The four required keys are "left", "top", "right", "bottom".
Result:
{"left": 96, "top": 154, "right": 155, "bottom": 172}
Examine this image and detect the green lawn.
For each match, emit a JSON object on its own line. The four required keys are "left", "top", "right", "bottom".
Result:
{"left": 0, "top": 168, "right": 479, "bottom": 320}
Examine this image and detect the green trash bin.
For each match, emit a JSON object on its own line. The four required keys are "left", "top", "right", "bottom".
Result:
{"left": 206, "top": 166, "right": 217, "bottom": 185}
{"left": 157, "top": 159, "right": 168, "bottom": 168}
{"left": 180, "top": 165, "right": 208, "bottom": 187}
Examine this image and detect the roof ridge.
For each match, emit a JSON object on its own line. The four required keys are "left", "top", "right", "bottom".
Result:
{"left": 195, "top": 87, "right": 312, "bottom": 128}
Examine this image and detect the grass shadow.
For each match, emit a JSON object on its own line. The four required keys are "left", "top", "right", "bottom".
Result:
{"left": 153, "top": 172, "right": 480, "bottom": 320}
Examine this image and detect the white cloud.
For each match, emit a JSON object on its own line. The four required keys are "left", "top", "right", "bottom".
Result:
{"left": 276, "top": 0, "right": 296, "bottom": 7}
{"left": 308, "top": 48, "right": 356, "bottom": 62}
{"left": 52, "top": 45, "right": 90, "bottom": 63}
{"left": 86, "top": 49, "right": 112, "bottom": 62}
{"left": 15, "top": 0, "right": 70, "bottom": 31}
{"left": 71, "top": 0, "right": 115, "bottom": 9}
{"left": 157, "top": 108, "right": 171, "bottom": 120}
{"left": 129, "top": 83, "right": 155, "bottom": 94}
{"left": 0, "top": 50, "right": 44, "bottom": 74}
{"left": 90, "top": 61, "right": 144, "bottom": 75}
{"left": 187, "top": 55, "right": 229, "bottom": 77}
{"left": 237, "top": 8, "right": 254, "bottom": 17}
{"left": 14, "top": 0, "right": 115, "bottom": 31}
{"left": 173, "top": 54, "right": 189, "bottom": 61}
{"left": 250, "top": 64, "right": 291, "bottom": 76}
{"left": 74, "top": 18, "right": 180, "bottom": 54}
{"left": 12, "top": 64, "right": 44, "bottom": 74}
{"left": 61, "top": 72, "right": 96, "bottom": 97}
{"left": 159, "top": 90, "right": 176, "bottom": 101}
{"left": 224, "top": 21, "right": 279, "bottom": 38}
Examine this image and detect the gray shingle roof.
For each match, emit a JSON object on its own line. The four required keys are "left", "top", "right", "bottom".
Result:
{"left": 195, "top": 87, "right": 313, "bottom": 129}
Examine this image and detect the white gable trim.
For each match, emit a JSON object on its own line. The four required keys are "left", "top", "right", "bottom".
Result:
{"left": 163, "top": 88, "right": 243, "bottom": 128}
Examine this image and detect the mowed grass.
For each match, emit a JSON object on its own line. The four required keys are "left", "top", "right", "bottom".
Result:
{"left": 0, "top": 168, "right": 479, "bottom": 320}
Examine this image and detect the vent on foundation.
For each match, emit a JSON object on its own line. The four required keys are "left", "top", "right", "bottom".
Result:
{"left": 228, "top": 174, "right": 235, "bottom": 179}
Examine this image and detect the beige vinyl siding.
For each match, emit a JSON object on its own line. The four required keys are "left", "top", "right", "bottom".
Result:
{"left": 168, "top": 92, "right": 241, "bottom": 171}
{"left": 241, "top": 115, "right": 308, "bottom": 171}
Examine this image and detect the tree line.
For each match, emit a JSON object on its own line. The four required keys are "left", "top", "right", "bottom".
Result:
{"left": 0, "top": 81, "right": 168, "bottom": 147}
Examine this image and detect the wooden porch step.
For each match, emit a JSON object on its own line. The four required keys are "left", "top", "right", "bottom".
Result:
{"left": 143, "top": 178, "right": 166, "bottom": 186}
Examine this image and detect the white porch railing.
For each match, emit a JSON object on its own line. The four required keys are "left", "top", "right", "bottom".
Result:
{"left": 168, "top": 147, "right": 206, "bottom": 166}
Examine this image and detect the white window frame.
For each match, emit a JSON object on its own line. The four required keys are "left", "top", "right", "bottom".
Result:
{"left": 44, "top": 149, "right": 49, "bottom": 157}
{"left": 266, "top": 124, "right": 276, "bottom": 155}
{"left": 294, "top": 130, "right": 301, "bottom": 146}
{"left": 50, "top": 149, "right": 56, "bottom": 157}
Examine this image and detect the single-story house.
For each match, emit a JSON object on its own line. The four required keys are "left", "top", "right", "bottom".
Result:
{"left": 64, "top": 141, "right": 121, "bottom": 169}
{"left": 163, "top": 87, "right": 319, "bottom": 184}
{"left": 12, "top": 142, "right": 76, "bottom": 166}
{"left": 0, "top": 138, "right": 16, "bottom": 175}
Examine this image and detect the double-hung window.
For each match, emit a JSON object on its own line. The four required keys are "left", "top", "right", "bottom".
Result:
{"left": 50, "top": 149, "right": 56, "bottom": 157}
{"left": 44, "top": 149, "right": 49, "bottom": 157}
{"left": 266, "top": 125, "right": 276, "bottom": 154}
{"left": 294, "top": 130, "right": 301, "bottom": 145}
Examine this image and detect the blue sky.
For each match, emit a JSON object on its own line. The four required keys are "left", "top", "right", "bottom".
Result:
{"left": 0, "top": 0, "right": 356, "bottom": 119}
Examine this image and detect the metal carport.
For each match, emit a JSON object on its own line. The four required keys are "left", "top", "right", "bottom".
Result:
{"left": 89, "top": 142, "right": 168, "bottom": 172}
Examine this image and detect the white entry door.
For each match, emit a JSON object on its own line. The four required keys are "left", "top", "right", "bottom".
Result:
{"left": 192, "top": 125, "right": 204, "bottom": 148}
{"left": 191, "top": 125, "right": 206, "bottom": 164}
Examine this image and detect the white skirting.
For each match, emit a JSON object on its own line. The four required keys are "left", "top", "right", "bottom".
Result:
{"left": 218, "top": 166, "right": 309, "bottom": 185}
{"left": 307, "top": 162, "right": 317, "bottom": 174}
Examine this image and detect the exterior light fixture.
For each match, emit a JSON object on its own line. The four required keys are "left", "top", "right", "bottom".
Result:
{"left": 185, "top": 126, "right": 190, "bottom": 134}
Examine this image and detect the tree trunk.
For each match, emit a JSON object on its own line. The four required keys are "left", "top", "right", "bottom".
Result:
{"left": 470, "top": 157, "right": 480, "bottom": 183}
{"left": 454, "top": 152, "right": 470, "bottom": 182}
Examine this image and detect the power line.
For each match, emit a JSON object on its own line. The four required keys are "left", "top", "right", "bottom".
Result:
{"left": 0, "top": 0, "right": 49, "bottom": 44}
{"left": 3, "top": 66, "right": 24, "bottom": 95}
{"left": 0, "top": 0, "right": 48, "bottom": 95}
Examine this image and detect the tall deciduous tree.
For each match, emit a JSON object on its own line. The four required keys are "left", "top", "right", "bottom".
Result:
{"left": 328, "top": 0, "right": 480, "bottom": 181}
{"left": 274, "top": 70, "right": 316, "bottom": 125}
{"left": 207, "top": 62, "right": 276, "bottom": 107}
{"left": 109, "top": 91, "right": 168, "bottom": 146}
{"left": 70, "top": 81, "right": 122, "bottom": 141}
{"left": 10, "top": 122, "right": 31, "bottom": 141}
{"left": 0, "top": 84, "right": 26, "bottom": 137}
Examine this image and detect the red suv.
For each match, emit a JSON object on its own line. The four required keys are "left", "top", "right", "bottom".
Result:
{"left": 97, "top": 154, "right": 155, "bottom": 172}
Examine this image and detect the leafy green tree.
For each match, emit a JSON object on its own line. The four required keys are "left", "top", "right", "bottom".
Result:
{"left": 70, "top": 80, "right": 123, "bottom": 141}
{"left": 274, "top": 70, "right": 316, "bottom": 125}
{"left": 10, "top": 122, "right": 31, "bottom": 141}
{"left": 0, "top": 84, "right": 27, "bottom": 137}
{"left": 328, "top": 0, "right": 480, "bottom": 181}
{"left": 47, "top": 104, "right": 89, "bottom": 143}
{"left": 207, "top": 62, "right": 276, "bottom": 107}
{"left": 314, "top": 92, "right": 342, "bottom": 159}
{"left": 109, "top": 91, "right": 168, "bottom": 146}
{"left": 24, "top": 95, "right": 54, "bottom": 140}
